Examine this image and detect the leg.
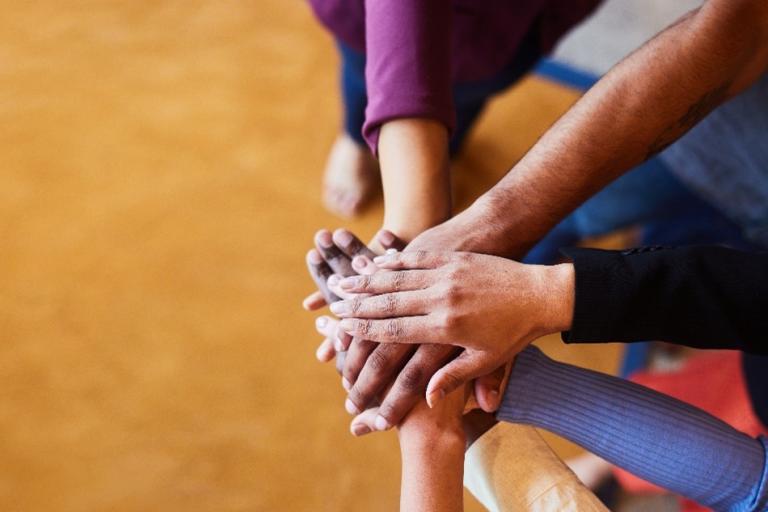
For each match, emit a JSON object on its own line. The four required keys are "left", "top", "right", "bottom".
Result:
{"left": 322, "top": 42, "right": 379, "bottom": 218}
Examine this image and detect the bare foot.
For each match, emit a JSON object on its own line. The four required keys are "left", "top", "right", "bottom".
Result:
{"left": 322, "top": 134, "right": 379, "bottom": 218}
{"left": 566, "top": 452, "right": 614, "bottom": 489}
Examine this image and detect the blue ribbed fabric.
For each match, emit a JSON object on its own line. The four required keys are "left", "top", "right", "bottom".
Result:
{"left": 497, "top": 347, "right": 768, "bottom": 512}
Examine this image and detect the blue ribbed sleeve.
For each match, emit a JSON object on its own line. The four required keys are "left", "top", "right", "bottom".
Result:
{"left": 497, "top": 347, "right": 768, "bottom": 512}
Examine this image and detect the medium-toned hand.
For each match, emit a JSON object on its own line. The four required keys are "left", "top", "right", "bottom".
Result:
{"left": 332, "top": 251, "right": 574, "bottom": 405}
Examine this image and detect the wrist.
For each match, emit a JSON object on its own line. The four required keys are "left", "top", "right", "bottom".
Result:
{"left": 398, "top": 423, "right": 466, "bottom": 454}
{"left": 539, "top": 263, "right": 575, "bottom": 333}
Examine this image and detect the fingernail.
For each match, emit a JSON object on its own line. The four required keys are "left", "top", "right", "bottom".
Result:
{"left": 315, "top": 317, "right": 328, "bottom": 329}
{"left": 327, "top": 274, "right": 340, "bottom": 287}
{"left": 316, "top": 345, "right": 331, "bottom": 361}
{"left": 340, "top": 276, "right": 359, "bottom": 290}
{"left": 386, "top": 248, "right": 398, "bottom": 254}
{"left": 329, "top": 301, "right": 348, "bottom": 315}
{"left": 342, "top": 377, "right": 351, "bottom": 391}
{"left": 352, "top": 256, "right": 367, "bottom": 269}
{"left": 318, "top": 231, "right": 333, "bottom": 248}
{"left": 352, "top": 424, "right": 371, "bottom": 437}
{"left": 336, "top": 230, "right": 353, "bottom": 247}
{"left": 345, "top": 398, "right": 359, "bottom": 415}
{"left": 427, "top": 388, "right": 445, "bottom": 408}
{"left": 378, "top": 230, "right": 395, "bottom": 247}
{"left": 308, "top": 250, "right": 323, "bottom": 265}
{"left": 374, "top": 415, "right": 391, "bottom": 431}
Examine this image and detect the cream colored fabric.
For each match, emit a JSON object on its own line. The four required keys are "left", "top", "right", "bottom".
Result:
{"left": 464, "top": 423, "right": 608, "bottom": 512}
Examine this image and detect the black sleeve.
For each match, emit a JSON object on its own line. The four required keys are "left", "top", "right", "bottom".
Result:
{"left": 560, "top": 245, "right": 768, "bottom": 354}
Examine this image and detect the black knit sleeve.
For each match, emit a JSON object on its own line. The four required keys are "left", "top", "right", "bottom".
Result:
{"left": 560, "top": 245, "right": 768, "bottom": 354}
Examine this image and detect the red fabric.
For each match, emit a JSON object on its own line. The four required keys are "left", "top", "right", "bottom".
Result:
{"left": 613, "top": 350, "right": 767, "bottom": 512}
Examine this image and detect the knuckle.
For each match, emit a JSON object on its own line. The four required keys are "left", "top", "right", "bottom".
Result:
{"left": 414, "top": 250, "right": 429, "bottom": 265}
{"left": 383, "top": 293, "right": 398, "bottom": 315}
{"left": 356, "top": 319, "right": 371, "bottom": 336}
{"left": 358, "top": 274, "right": 372, "bottom": 292}
{"left": 391, "top": 271, "right": 406, "bottom": 292}
{"left": 350, "top": 298, "right": 363, "bottom": 315}
{"left": 435, "top": 312, "right": 457, "bottom": 333}
{"left": 385, "top": 318, "right": 404, "bottom": 338}
{"left": 367, "top": 348, "right": 391, "bottom": 372}
{"left": 399, "top": 365, "right": 425, "bottom": 391}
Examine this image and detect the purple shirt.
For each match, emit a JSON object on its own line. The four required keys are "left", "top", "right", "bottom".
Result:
{"left": 309, "top": 0, "right": 599, "bottom": 151}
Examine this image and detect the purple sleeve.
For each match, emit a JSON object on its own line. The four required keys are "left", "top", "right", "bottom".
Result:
{"left": 362, "top": 0, "right": 455, "bottom": 153}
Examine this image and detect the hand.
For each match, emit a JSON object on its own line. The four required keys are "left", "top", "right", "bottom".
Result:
{"left": 303, "top": 228, "right": 400, "bottom": 312}
{"left": 304, "top": 227, "right": 405, "bottom": 363}
{"left": 332, "top": 251, "right": 574, "bottom": 405}
{"left": 303, "top": 229, "right": 510, "bottom": 430}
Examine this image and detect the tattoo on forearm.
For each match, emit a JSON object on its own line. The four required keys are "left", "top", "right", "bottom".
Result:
{"left": 646, "top": 81, "right": 731, "bottom": 159}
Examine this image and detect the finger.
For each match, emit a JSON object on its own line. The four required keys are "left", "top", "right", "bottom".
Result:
{"left": 315, "top": 338, "right": 336, "bottom": 363}
{"left": 345, "top": 343, "right": 413, "bottom": 415}
{"left": 338, "top": 316, "right": 437, "bottom": 343}
{"left": 335, "top": 322, "right": 354, "bottom": 352}
{"left": 330, "top": 291, "right": 429, "bottom": 319}
{"left": 315, "top": 315, "right": 336, "bottom": 339}
{"left": 342, "top": 336, "right": 378, "bottom": 387}
{"left": 372, "top": 344, "right": 458, "bottom": 431}
{"left": 338, "top": 270, "right": 432, "bottom": 294}
{"left": 327, "top": 274, "right": 364, "bottom": 301}
{"left": 426, "top": 351, "right": 497, "bottom": 408}
{"left": 351, "top": 255, "right": 379, "bottom": 276}
{"left": 373, "top": 250, "right": 448, "bottom": 270}
{"left": 333, "top": 228, "right": 377, "bottom": 260}
{"left": 350, "top": 407, "right": 380, "bottom": 437}
{"left": 302, "top": 290, "right": 327, "bottom": 311}
{"left": 335, "top": 350, "right": 346, "bottom": 375}
{"left": 375, "top": 229, "right": 407, "bottom": 251}
{"left": 306, "top": 249, "right": 340, "bottom": 303}
{"left": 473, "top": 364, "right": 508, "bottom": 413}
{"left": 315, "top": 229, "right": 355, "bottom": 277}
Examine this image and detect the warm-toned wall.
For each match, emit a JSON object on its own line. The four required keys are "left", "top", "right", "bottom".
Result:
{"left": 0, "top": 2, "right": 618, "bottom": 511}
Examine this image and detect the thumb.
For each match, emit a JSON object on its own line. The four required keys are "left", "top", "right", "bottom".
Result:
{"left": 426, "top": 350, "right": 491, "bottom": 408}
{"left": 474, "top": 364, "right": 508, "bottom": 413}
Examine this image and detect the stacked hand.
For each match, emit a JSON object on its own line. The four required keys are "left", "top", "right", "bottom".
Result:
{"left": 332, "top": 250, "right": 574, "bottom": 405}
{"left": 304, "top": 228, "right": 510, "bottom": 433}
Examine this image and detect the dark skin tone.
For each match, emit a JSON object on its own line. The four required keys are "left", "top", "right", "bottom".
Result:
{"left": 304, "top": 1, "right": 768, "bottom": 432}
{"left": 305, "top": 228, "right": 506, "bottom": 431}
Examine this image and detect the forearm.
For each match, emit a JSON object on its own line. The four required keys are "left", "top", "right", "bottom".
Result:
{"left": 498, "top": 347, "right": 768, "bottom": 511}
{"left": 562, "top": 246, "right": 768, "bottom": 353}
{"left": 378, "top": 118, "right": 451, "bottom": 243}
{"left": 429, "top": 1, "right": 768, "bottom": 259}
{"left": 398, "top": 424, "right": 465, "bottom": 512}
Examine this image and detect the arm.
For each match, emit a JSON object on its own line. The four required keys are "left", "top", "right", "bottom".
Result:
{"left": 464, "top": 422, "right": 608, "bottom": 512}
{"left": 410, "top": 0, "right": 768, "bottom": 259}
{"left": 364, "top": 0, "right": 453, "bottom": 243}
{"left": 377, "top": 118, "right": 451, "bottom": 243}
{"left": 398, "top": 410, "right": 465, "bottom": 512}
{"left": 561, "top": 246, "right": 768, "bottom": 354}
{"left": 335, "top": 244, "right": 768, "bottom": 397}
{"left": 498, "top": 347, "right": 768, "bottom": 512}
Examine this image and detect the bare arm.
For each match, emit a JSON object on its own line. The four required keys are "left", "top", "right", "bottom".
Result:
{"left": 398, "top": 419, "right": 465, "bottom": 512}
{"left": 412, "top": 0, "right": 768, "bottom": 258}
{"left": 377, "top": 118, "right": 451, "bottom": 244}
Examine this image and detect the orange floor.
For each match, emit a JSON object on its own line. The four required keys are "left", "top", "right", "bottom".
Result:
{"left": 0, "top": 2, "right": 619, "bottom": 511}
